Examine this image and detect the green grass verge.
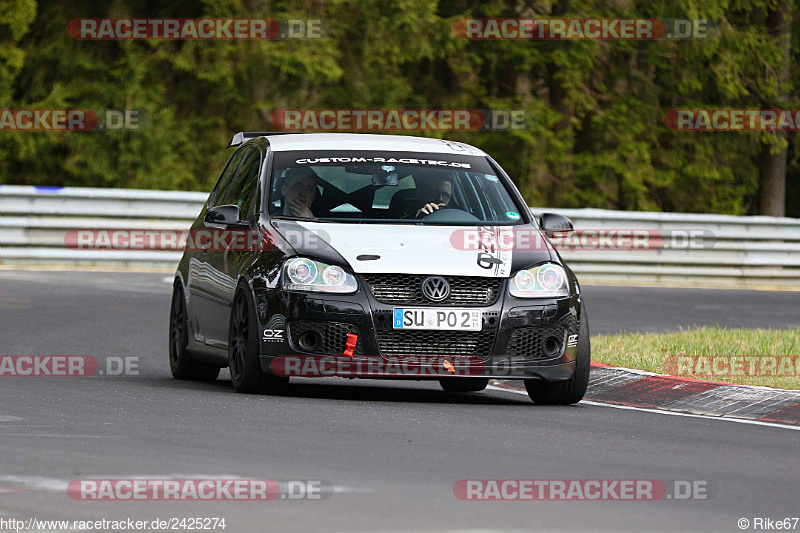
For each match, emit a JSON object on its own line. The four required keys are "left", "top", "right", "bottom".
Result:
{"left": 592, "top": 327, "right": 800, "bottom": 390}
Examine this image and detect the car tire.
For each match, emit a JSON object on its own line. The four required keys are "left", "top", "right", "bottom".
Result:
{"left": 439, "top": 378, "right": 489, "bottom": 393}
{"left": 228, "top": 284, "right": 287, "bottom": 394}
{"left": 169, "top": 283, "right": 221, "bottom": 382}
{"left": 524, "top": 301, "right": 590, "bottom": 405}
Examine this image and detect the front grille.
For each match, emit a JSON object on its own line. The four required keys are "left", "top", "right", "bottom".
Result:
{"left": 287, "top": 320, "right": 363, "bottom": 355}
{"left": 375, "top": 330, "right": 496, "bottom": 358}
{"left": 362, "top": 274, "right": 502, "bottom": 306}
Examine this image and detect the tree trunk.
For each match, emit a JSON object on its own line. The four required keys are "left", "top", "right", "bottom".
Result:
{"left": 759, "top": 137, "right": 787, "bottom": 216}
{"left": 544, "top": 0, "right": 572, "bottom": 203}
{"left": 758, "top": 0, "right": 791, "bottom": 216}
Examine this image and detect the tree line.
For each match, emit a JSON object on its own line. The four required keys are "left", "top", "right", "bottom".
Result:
{"left": 1, "top": 0, "right": 797, "bottom": 216}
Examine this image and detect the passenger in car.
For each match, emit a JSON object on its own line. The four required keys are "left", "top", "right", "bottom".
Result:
{"left": 281, "top": 167, "right": 319, "bottom": 218}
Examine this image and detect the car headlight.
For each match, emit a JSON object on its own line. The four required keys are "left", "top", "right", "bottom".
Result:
{"left": 508, "top": 263, "right": 569, "bottom": 298}
{"left": 282, "top": 258, "right": 358, "bottom": 293}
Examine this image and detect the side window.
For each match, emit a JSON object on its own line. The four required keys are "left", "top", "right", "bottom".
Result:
{"left": 226, "top": 147, "right": 262, "bottom": 219}
{"left": 208, "top": 147, "right": 247, "bottom": 207}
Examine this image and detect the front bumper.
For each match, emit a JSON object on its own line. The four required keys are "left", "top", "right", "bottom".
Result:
{"left": 255, "top": 277, "right": 581, "bottom": 381}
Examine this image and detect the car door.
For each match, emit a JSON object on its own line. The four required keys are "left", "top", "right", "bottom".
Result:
{"left": 201, "top": 146, "right": 263, "bottom": 347}
{"left": 187, "top": 145, "right": 248, "bottom": 347}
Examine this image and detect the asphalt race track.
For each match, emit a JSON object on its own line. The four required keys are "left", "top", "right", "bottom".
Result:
{"left": 0, "top": 270, "right": 798, "bottom": 532}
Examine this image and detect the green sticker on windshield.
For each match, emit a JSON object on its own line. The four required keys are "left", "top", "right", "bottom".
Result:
{"left": 506, "top": 211, "right": 520, "bottom": 220}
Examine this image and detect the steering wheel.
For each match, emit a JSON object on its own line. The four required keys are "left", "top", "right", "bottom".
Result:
{"left": 418, "top": 207, "right": 480, "bottom": 223}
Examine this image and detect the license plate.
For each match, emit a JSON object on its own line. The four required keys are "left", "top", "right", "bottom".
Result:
{"left": 392, "top": 308, "right": 482, "bottom": 331}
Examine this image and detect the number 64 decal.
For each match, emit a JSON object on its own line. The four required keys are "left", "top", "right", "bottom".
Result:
{"left": 477, "top": 252, "right": 503, "bottom": 269}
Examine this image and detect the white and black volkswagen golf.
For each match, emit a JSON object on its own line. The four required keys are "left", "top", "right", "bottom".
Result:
{"left": 169, "top": 133, "right": 589, "bottom": 404}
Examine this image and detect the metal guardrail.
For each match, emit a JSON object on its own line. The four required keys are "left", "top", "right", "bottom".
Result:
{"left": 534, "top": 208, "right": 800, "bottom": 288}
{"left": 1, "top": 185, "right": 798, "bottom": 288}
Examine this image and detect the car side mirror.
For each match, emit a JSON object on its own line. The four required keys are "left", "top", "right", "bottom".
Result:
{"left": 539, "top": 212, "right": 574, "bottom": 238}
{"left": 204, "top": 205, "right": 248, "bottom": 229}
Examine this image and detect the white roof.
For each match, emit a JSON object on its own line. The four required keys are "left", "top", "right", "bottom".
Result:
{"left": 264, "top": 133, "right": 487, "bottom": 156}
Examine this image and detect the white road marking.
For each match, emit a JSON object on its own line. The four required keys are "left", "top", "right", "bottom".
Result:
{"left": 0, "top": 434, "right": 127, "bottom": 438}
{"left": 0, "top": 475, "right": 372, "bottom": 494}
{"left": 331, "top": 485, "right": 372, "bottom": 494}
{"left": 593, "top": 364, "right": 800, "bottom": 392}
{"left": 0, "top": 475, "right": 69, "bottom": 491}
{"left": 486, "top": 385, "right": 800, "bottom": 431}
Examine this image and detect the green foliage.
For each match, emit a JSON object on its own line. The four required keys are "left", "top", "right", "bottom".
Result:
{"left": 0, "top": 0, "right": 37, "bottom": 104}
{"left": 593, "top": 326, "right": 800, "bottom": 389}
{"left": 0, "top": 0, "right": 796, "bottom": 215}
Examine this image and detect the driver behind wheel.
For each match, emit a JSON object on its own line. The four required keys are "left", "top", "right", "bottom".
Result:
{"left": 390, "top": 175, "right": 453, "bottom": 219}
{"left": 416, "top": 176, "right": 453, "bottom": 217}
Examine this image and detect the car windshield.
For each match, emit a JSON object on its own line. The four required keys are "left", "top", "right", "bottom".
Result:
{"left": 269, "top": 150, "right": 525, "bottom": 225}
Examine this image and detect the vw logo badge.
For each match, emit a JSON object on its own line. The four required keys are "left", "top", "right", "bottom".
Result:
{"left": 421, "top": 276, "right": 450, "bottom": 302}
